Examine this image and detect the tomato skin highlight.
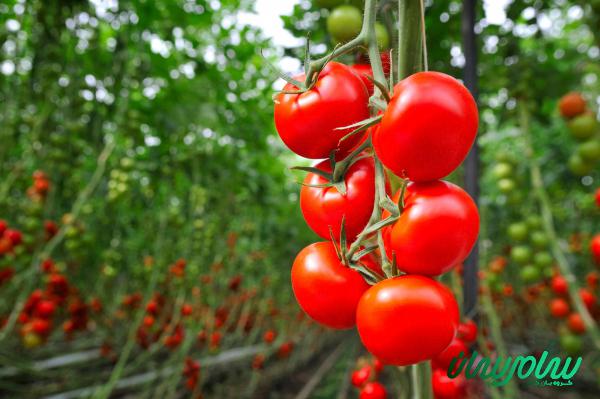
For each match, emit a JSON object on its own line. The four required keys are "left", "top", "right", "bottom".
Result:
{"left": 356, "top": 275, "right": 459, "bottom": 366}
{"left": 374, "top": 71, "right": 478, "bottom": 182}
{"left": 384, "top": 180, "right": 479, "bottom": 276}
{"left": 274, "top": 62, "right": 370, "bottom": 159}
{"left": 291, "top": 242, "right": 369, "bottom": 329}
{"left": 300, "top": 155, "right": 381, "bottom": 240}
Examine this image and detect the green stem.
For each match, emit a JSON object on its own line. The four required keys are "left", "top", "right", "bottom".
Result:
{"left": 518, "top": 101, "right": 600, "bottom": 350}
{"left": 410, "top": 361, "right": 433, "bottom": 399}
{"left": 397, "top": 0, "right": 423, "bottom": 80}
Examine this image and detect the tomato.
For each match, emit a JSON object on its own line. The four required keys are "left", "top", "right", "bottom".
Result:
{"left": 587, "top": 271, "right": 599, "bottom": 289}
{"left": 491, "top": 162, "right": 513, "bottom": 179}
{"left": 374, "top": 72, "right": 478, "bottom": 182}
{"left": 356, "top": 275, "right": 459, "bottom": 366}
{"left": 457, "top": 319, "right": 478, "bottom": 343}
{"left": 580, "top": 288, "right": 596, "bottom": 311}
{"left": 520, "top": 265, "right": 540, "bottom": 283}
{"left": 274, "top": 62, "right": 370, "bottom": 159}
{"left": 551, "top": 275, "right": 568, "bottom": 296}
{"left": 300, "top": 155, "right": 380, "bottom": 240}
{"left": 533, "top": 252, "right": 553, "bottom": 268}
{"left": 567, "top": 313, "right": 585, "bottom": 335}
{"left": 591, "top": 234, "right": 600, "bottom": 265}
{"left": 568, "top": 114, "right": 598, "bottom": 141}
{"left": 263, "top": 330, "right": 276, "bottom": 344}
{"left": 351, "top": 64, "right": 374, "bottom": 95}
{"left": 560, "top": 333, "right": 583, "bottom": 355}
{"left": 359, "top": 382, "right": 387, "bottom": 399}
{"left": 595, "top": 188, "right": 600, "bottom": 208}
{"left": 497, "top": 178, "right": 516, "bottom": 193}
{"left": 510, "top": 245, "right": 532, "bottom": 265}
{"left": 351, "top": 365, "right": 372, "bottom": 387}
{"left": 291, "top": 242, "right": 369, "bottom": 329}
{"left": 568, "top": 153, "right": 593, "bottom": 176}
{"left": 432, "top": 337, "right": 468, "bottom": 371}
{"left": 374, "top": 23, "right": 389, "bottom": 50}
{"left": 549, "top": 298, "right": 570, "bottom": 318}
{"left": 432, "top": 369, "right": 467, "bottom": 399}
{"left": 578, "top": 140, "right": 600, "bottom": 162}
{"left": 327, "top": 5, "right": 362, "bottom": 43}
{"left": 530, "top": 231, "right": 549, "bottom": 248}
{"left": 384, "top": 181, "right": 479, "bottom": 276}
{"left": 558, "top": 92, "right": 586, "bottom": 119}
{"left": 507, "top": 222, "right": 528, "bottom": 241}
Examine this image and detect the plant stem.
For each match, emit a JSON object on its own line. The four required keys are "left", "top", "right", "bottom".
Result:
{"left": 397, "top": 0, "right": 423, "bottom": 80}
{"left": 518, "top": 101, "right": 600, "bottom": 350}
{"left": 410, "top": 361, "right": 433, "bottom": 399}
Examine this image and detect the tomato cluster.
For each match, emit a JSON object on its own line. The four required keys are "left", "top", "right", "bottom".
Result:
{"left": 350, "top": 357, "right": 387, "bottom": 399}
{"left": 274, "top": 43, "right": 479, "bottom": 368}
{"left": 558, "top": 92, "right": 600, "bottom": 176}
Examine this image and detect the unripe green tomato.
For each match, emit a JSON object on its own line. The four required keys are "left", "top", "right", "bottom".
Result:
{"left": 568, "top": 153, "right": 593, "bottom": 176}
{"left": 315, "top": 0, "right": 345, "bottom": 8}
{"left": 568, "top": 114, "right": 597, "bottom": 141}
{"left": 577, "top": 139, "right": 600, "bottom": 162}
{"left": 374, "top": 22, "right": 389, "bottom": 49}
{"left": 543, "top": 267, "right": 554, "bottom": 278}
{"left": 560, "top": 334, "right": 583, "bottom": 355}
{"left": 530, "top": 230, "right": 549, "bottom": 248}
{"left": 525, "top": 215, "right": 542, "bottom": 229}
{"left": 507, "top": 222, "right": 528, "bottom": 241}
{"left": 520, "top": 265, "right": 540, "bottom": 283}
{"left": 492, "top": 162, "right": 513, "bottom": 179}
{"left": 495, "top": 151, "right": 514, "bottom": 163}
{"left": 533, "top": 251, "right": 553, "bottom": 268}
{"left": 511, "top": 245, "right": 532, "bottom": 265}
{"left": 327, "top": 5, "right": 362, "bottom": 43}
{"left": 497, "top": 178, "right": 516, "bottom": 193}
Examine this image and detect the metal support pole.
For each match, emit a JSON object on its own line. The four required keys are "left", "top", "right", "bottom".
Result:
{"left": 461, "top": 0, "right": 479, "bottom": 318}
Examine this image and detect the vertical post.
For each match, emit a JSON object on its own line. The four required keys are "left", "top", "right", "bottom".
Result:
{"left": 461, "top": 0, "right": 479, "bottom": 318}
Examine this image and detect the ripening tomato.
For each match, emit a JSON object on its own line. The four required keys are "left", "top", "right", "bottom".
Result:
{"left": 351, "top": 365, "right": 372, "bottom": 387}
{"left": 567, "top": 313, "right": 586, "bottom": 335}
{"left": 373, "top": 72, "right": 478, "bottom": 182}
{"left": 351, "top": 64, "right": 374, "bottom": 95}
{"left": 551, "top": 275, "right": 568, "bottom": 296}
{"left": 274, "top": 62, "right": 370, "bottom": 159}
{"left": 579, "top": 288, "right": 596, "bottom": 311}
{"left": 549, "top": 298, "right": 570, "bottom": 318}
{"left": 356, "top": 275, "right": 459, "bottom": 366}
{"left": 432, "top": 369, "right": 467, "bottom": 399}
{"left": 291, "top": 242, "right": 369, "bottom": 329}
{"left": 301, "top": 155, "right": 383, "bottom": 240}
{"left": 359, "top": 382, "right": 387, "bottom": 399}
{"left": 558, "top": 92, "right": 586, "bottom": 119}
{"left": 591, "top": 234, "right": 600, "bottom": 265}
{"left": 457, "top": 320, "right": 478, "bottom": 343}
{"left": 383, "top": 181, "right": 479, "bottom": 276}
{"left": 432, "top": 337, "right": 469, "bottom": 371}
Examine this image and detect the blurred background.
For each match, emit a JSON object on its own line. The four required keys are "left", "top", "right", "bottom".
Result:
{"left": 0, "top": 0, "right": 599, "bottom": 398}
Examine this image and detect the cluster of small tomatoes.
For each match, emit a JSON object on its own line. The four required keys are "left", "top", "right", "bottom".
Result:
{"left": 558, "top": 92, "right": 600, "bottom": 176}
{"left": 350, "top": 357, "right": 387, "bottom": 399}
{"left": 273, "top": 5, "right": 480, "bottom": 378}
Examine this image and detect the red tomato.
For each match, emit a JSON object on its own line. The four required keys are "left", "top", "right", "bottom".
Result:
{"left": 549, "top": 298, "right": 570, "bottom": 318}
{"left": 591, "top": 234, "right": 600, "bottom": 265}
{"left": 351, "top": 64, "right": 374, "bottom": 95}
{"left": 579, "top": 288, "right": 596, "bottom": 311}
{"left": 432, "top": 337, "right": 469, "bottom": 371}
{"left": 567, "top": 313, "right": 586, "bottom": 335}
{"left": 558, "top": 92, "right": 587, "bottom": 119}
{"left": 359, "top": 382, "right": 387, "bottom": 399}
{"left": 384, "top": 181, "right": 479, "bottom": 276}
{"left": 550, "top": 275, "right": 568, "bottom": 296}
{"left": 432, "top": 368, "right": 467, "bottom": 399}
{"left": 356, "top": 275, "right": 459, "bottom": 365}
{"left": 351, "top": 365, "right": 372, "bottom": 387}
{"left": 274, "top": 62, "right": 370, "bottom": 159}
{"left": 301, "top": 156, "right": 381, "bottom": 240}
{"left": 457, "top": 319, "right": 478, "bottom": 343}
{"left": 291, "top": 242, "right": 369, "bottom": 329}
{"left": 595, "top": 188, "right": 600, "bottom": 208}
{"left": 373, "top": 72, "right": 478, "bottom": 181}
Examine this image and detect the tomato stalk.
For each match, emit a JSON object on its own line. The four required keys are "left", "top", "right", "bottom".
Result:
{"left": 518, "top": 101, "right": 600, "bottom": 350}
{"left": 397, "top": 0, "right": 423, "bottom": 80}
{"left": 410, "top": 361, "right": 433, "bottom": 399}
